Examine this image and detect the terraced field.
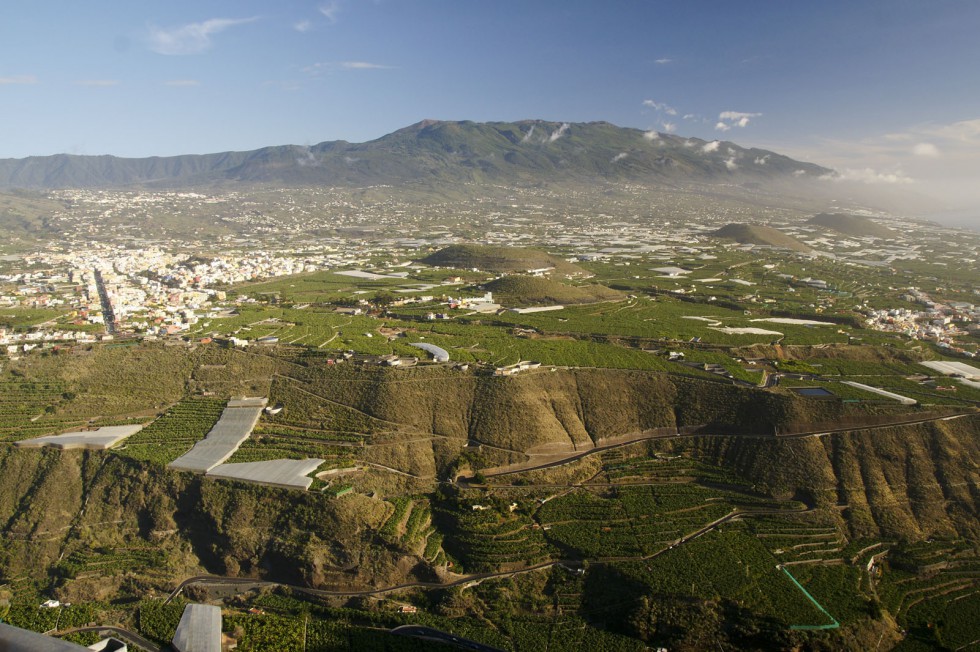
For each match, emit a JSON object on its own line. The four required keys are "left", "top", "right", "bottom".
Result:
{"left": 114, "top": 398, "right": 225, "bottom": 466}
{"left": 0, "top": 380, "right": 81, "bottom": 442}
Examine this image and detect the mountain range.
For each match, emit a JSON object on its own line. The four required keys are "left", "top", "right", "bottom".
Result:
{"left": 0, "top": 120, "right": 832, "bottom": 190}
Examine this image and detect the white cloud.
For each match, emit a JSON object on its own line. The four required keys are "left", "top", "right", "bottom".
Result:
{"left": 611, "top": 152, "right": 628, "bottom": 163}
{"left": 340, "top": 61, "right": 393, "bottom": 70}
{"left": 754, "top": 155, "right": 769, "bottom": 165}
{"left": 643, "top": 99, "right": 677, "bottom": 115}
{"left": 702, "top": 141, "right": 720, "bottom": 153}
{"left": 780, "top": 117, "right": 980, "bottom": 209}
{"left": 294, "top": 146, "right": 321, "bottom": 167}
{"left": 303, "top": 62, "right": 328, "bottom": 75}
{"left": 715, "top": 110, "right": 762, "bottom": 131}
{"left": 164, "top": 79, "right": 201, "bottom": 87}
{"left": 912, "top": 142, "right": 940, "bottom": 158}
{"left": 73, "top": 79, "right": 119, "bottom": 87}
{"left": 0, "top": 75, "right": 38, "bottom": 85}
{"left": 263, "top": 79, "right": 302, "bottom": 92}
{"left": 655, "top": 58, "right": 673, "bottom": 65}
{"left": 720, "top": 111, "right": 760, "bottom": 124}
{"left": 724, "top": 156, "right": 738, "bottom": 170}
{"left": 294, "top": 20, "right": 313, "bottom": 32}
{"left": 682, "top": 113, "right": 698, "bottom": 121}
{"left": 923, "top": 118, "right": 980, "bottom": 144}
{"left": 319, "top": 2, "right": 341, "bottom": 23}
{"left": 820, "top": 168, "right": 913, "bottom": 184}
{"left": 884, "top": 132, "right": 913, "bottom": 142}
{"left": 661, "top": 121, "right": 676, "bottom": 133}
{"left": 304, "top": 61, "right": 393, "bottom": 75}
{"left": 642, "top": 130, "right": 659, "bottom": 141}
{"left": 548, "top": 123, "right": 570, "bottom": 143}
{"left": 148, "top": 17, "right": 258, "bottom": 55}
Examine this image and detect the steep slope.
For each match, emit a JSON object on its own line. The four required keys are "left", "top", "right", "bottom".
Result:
{"left": 0, "top": 189, "right": 63, "bottom": 246}
{"left": 0, "top": 120, "right": 832, "bottom": 190}
{"left": 712, "top": 222, "right": 813, "bottom": 252}
{"left": 0, "top": 447, "right": 393, "bottom": 592}
{"left": 678, "top": 415, "right": 980, "bottom": 539}
{"left": 1, "top": 369, "right": 976, "bottom": 592}
{"left": 271, "top": 365, "right": 889, "bottom": 458}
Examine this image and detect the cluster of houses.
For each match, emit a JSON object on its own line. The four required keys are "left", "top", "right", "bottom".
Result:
{"left": 865, "top": 288, "right": 979, "bottom": 355}
{"left": 493, "top": 360, "right": 543, "bottom": 376}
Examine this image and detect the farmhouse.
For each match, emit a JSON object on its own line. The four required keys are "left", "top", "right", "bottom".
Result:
{"left": 410, "top": 342, "right": 450, "bottom": 362}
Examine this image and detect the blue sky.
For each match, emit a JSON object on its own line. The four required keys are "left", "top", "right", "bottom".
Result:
{"left": 2, "top": 1, "right": 979, "bottom": 208}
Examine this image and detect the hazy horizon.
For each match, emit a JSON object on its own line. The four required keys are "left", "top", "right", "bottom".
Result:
{"left": 1, "top": 1, "right": 978, "bottom": 219}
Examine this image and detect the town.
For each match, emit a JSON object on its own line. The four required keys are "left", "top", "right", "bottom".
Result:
{"left": 2, "top": 187, "right": 977, "bottom": 360}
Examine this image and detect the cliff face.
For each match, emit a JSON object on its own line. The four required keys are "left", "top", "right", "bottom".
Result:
{"left": 274, "top": 366, "right": 854, "bottom": 452}
{"left": 1, "top": 362, "right": 976, "bottom": 598}
{"left": 272, "top": 365, "right": 978, "bottom": 539}
{"left": 675, "top": 416, "right": 980, "bottom": 539}
{"left": 0, "top": 447, "right": 390, "bottom": 594}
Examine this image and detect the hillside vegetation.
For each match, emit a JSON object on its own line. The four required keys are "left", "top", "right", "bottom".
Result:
{"left": 419, "top": 244, "right": 583, "bottom": 276}
{"left": 1, "top": 344, "right": 978, "bottom": 650}
{"left": 481, "top": 275, "right": 623, "bottom": 306}
{"left": 807, "top": 212, "right": 897, "bottom": 238}
{"left": 0, "top": 120, "right": 831, "bottom": 190}
{"left": 712, "top": 222, "right": 813, "bottom": 252}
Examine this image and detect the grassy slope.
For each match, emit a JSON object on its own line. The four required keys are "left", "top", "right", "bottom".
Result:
{"left": 482, "top": 274, "right": 623, "bottom": 306}
{"left": 807, "top": 212, "right": 896, "bottom": 238}
{"left": 712, "top": 222, "right": 813, "bottom": 252}
{"left": 419, "top": 244, "right": 584, "bottom": 276}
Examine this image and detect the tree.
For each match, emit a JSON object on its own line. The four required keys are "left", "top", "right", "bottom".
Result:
{"left": 371, "top": 291, "right": 397, "bottom": 308}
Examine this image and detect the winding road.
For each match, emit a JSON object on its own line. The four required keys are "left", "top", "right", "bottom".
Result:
{"left": 55, "top": 625, "right": 161, "bottom": 652}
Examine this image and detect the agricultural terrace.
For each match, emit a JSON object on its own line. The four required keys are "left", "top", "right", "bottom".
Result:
{"left": 115, "top": 398, "right": 225, "bottom": 466}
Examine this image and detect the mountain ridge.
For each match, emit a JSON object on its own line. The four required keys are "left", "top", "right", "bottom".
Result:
{"left": 0, "top": 119, "right": 832, "bottom": 190}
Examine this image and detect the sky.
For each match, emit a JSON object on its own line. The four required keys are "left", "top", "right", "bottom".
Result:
{"left": 2, "top": 1, "right": 979, "bottom": 212}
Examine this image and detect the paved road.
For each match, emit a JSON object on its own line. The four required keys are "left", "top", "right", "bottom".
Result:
{"left": 92, "top": 269, "right": 117, "bottom": 335}
{"left": 56, "top": 625, "right": 161, "bottom": 652}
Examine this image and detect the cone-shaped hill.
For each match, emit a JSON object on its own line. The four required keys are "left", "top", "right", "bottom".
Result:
{"left": 420, "top": 244, "right": 584, "bottom": 276}
{"left": 482, "top": 275, "right": 623, "bottom": 306}
{"left": 807, "top": 212, "right": 896, "bottom": 238}
{"left": 711, "top": 223, "right": 813, "bottom": 253}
